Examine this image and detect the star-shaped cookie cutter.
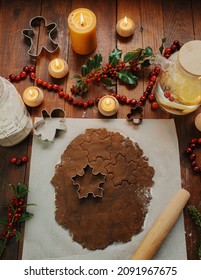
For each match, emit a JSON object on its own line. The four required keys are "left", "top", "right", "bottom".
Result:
{"left": 127, "top": 106, "right": 144, "bottom": 126}
{"left": 22, "top": 16, "right": 59, "bottom": 59}
{"left": 33, "top": 108, "right": 67, "bottom": 142}
{"left": 71, "top": 164, "right": 106, "bottom": 199}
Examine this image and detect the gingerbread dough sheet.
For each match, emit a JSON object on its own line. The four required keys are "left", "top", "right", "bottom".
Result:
{"left": 22, "top": 118, "right": 186, "bottom": 260}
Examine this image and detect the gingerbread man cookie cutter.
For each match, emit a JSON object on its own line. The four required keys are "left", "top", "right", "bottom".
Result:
{"left": 22, "top": 16, "right": 59, "bottom": 59}
{"left": 127, "top": 106, "right": 144, "bottom": 126}
{"left": 33, "top": 108, "right": 67, "bottom": 142}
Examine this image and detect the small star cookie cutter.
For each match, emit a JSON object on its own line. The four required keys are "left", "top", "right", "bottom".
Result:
{"left": 33, "top": 108, "right": 67, "bottom": 142}
{"left": 71, "top": 164, "right": 106, "bottom": 199}
{"left": 127, "top": 106, "right": 144, "bottom": 126}
{"left": 22, "top": 16, "right": 59, "bottom": 60}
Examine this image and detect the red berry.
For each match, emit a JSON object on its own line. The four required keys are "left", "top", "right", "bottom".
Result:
{"left": 150, "top": 75, "right": 157, "bottom": 82}
{"left": 193, "top": 166, "right": 200, "bottom": 173}
{"left": 10, "top": 157, "right": 17, "bottom": 164}
{"left": 20, "top": 71, "right": 27, "bottom": 79}
{"left": 185, "top": 147, "right": 192, "bottom": 154}
{"left": 42, "top": 81, "right": 48, "bottom": 88}
{"left": 88, "top": 99, "right": 94, "bottom": 106}
{"left": 36, "top": 78, "right": 43, "bottom": 85}
{"left": 53, "top": 84, "right": 59, "bottom": 91}
{"left": 164, "top": 48, "right": 171, "bottom": 55}
{"left": 47, "top": 83, "right": 53, "bottom": 90}
{"left": 30, "top": 72, "right": 36, "bottom": 80}
{"left": 149, "top": 94, "right": 156, "bottom": 102}
{"left": 15, "top": 75, "right": 21, "bottom": 81}
{"left": 170, "top": 44, "right": 177, "bottom": 52}
{"left": 198, "top": 138, "right": 201, "bottom": 144}
{"left": 164, "top": 91, "right": 171, "bottom": 98}
{"left": 189, "top": 153, "right": 196, "bottom": 161}
{"left": 21, "top": 156, "right": 28, "bottom": 163}
{"left": 23, "top": 66, "right": 30, "bottom": 72}
{"left": 154, "top": 67, "right": 160, "bottom": 75}
{"left": 29, "top": 66, "right": 35, "bottom": 72}
{"left": 151, "top": 101, "right": 159, "bottom": 110}
{"left": 9, "top": 74, "right": 15, "bottom": 81}
{"left": 83, "top": 102, "right": 88, "bottom": 108}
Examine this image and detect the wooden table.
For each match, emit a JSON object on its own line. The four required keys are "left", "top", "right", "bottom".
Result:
{"left": 0, "top": 0, "right": 201, "bottom": 260}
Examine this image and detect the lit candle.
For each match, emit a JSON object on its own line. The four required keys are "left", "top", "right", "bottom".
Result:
{"left": 98, "top": 95, "right": 119, "bottom": 116}
{"left": 116, "top": 16, "right": 135, "bottom": 37}
{"left": 68, "top": 8, "right": 97, "bottom": 55}
{"left": 48, "top": 58, "right": 69, "bottom": 78}
{"left": 22, "top": 86, "right": 44, "bottom": 107}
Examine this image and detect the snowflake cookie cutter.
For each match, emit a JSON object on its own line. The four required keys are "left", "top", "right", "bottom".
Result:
{"left": 71, "top": 164, "right": 106, "bottom": 199}
{"left": 33, "top": 108, "right": 67, "bottom": 142}
{"left": 127, "top": 106, "right": 144, "bottom": 126}
{"left": 22, "top": 16, "right": 59, "bottom": 60}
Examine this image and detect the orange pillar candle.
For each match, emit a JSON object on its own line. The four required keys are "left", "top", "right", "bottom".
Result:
{"left": 22, "top": 86, "right": 44, "bottom": 107}
{"left": 48, "top": 58, "right": 69, "bottom": 78}
{"left": 116, "top": 16, "right": 135, "bottom": 37}
{"left": 68, "top": 8, "right": 97, "bottom": 55}
{"left": 98, "top": 95, "right": 119, "bottom": 116}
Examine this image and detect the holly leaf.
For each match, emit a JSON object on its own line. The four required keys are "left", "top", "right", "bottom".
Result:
{"left": 72, "top": 74, "right": 81, "bottom": 79}
{"left": 81, "top": 82, "right": 89, "bottom": 93}
{"left": 109, "top": 48, "right": 122, "bottom": 66}
{"left": 93, "top": 53, "right": 102, "bottom": 69}
{"left": 14, "top": 230, "right": 21, "bottom": 241}
{"left": 118, "top": 70, "right": 138, "bottom": 85}
{"left": 102, "top": 77, "right": 116, "bottom": 87}
{"left": 76, "top": 79, "right": 84, "bottom": 88}
{"left": 18, "top": 211, "right": 33, "bottom": 222}
{"left": 81, "top": 65, "right": 88, "bottom": 77}
{"left": 16, "top": 183, "right": 28, "bottom": 198}
{"left": 124, "top": 49, "right": 142, "bottom": 63}
{"left": 159, "top": 37, "right": 167, "bottom": 54}
{"left": 143, "top": 46, "right": 153, "bottom": 57}
{"left": 86, "top": 58, "right": 95, "bottom": 73}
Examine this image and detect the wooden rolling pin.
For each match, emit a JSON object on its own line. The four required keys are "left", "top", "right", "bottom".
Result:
{"left": 131, "top": 188, "right": 190, "bottom": 260}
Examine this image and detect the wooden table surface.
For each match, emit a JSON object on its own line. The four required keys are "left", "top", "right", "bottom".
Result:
{"left": 0, "top": 0, "right": 201, "bottom": 260}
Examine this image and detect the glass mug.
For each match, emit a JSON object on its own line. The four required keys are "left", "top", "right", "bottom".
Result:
{"left": 0, "top": 77, "right": 32, "bottom": 147}
{"left": 155, "top": 40, "right": 201, "bottom": 115}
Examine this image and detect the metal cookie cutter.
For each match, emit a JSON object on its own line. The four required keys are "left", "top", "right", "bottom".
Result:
{"left": 33, "top": 108, "right": 67, "bottom": 142}
{"left": 22, "top": 16, "right": 59, "bottom": 59}
{"left": 127, "top": 106, "right": 144, "bottom": 126}
{"left": 71, "top": 164, "right": 106, "bottom": 199}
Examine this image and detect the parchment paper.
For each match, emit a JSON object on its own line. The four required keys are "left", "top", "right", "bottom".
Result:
{"left": 22, "top": 118, "right": 186, "bottom": 260}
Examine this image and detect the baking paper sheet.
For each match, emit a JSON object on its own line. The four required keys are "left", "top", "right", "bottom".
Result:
{"left": 22, "top": 118, "right": 186, "bottom": 260}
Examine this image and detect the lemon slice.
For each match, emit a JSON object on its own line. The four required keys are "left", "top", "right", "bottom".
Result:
{"left": 176, "top": 83, "right": 201, "bottom": 105}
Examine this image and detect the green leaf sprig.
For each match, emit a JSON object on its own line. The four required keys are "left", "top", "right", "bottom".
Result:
{"left": 0, "top": 183, "right": 34, "bottom": 259}
{"left": 71, "top": 46, "right": 155, "bottom": 95}
{"left": 188, "top": 205, "right": 201, "bottom": 260}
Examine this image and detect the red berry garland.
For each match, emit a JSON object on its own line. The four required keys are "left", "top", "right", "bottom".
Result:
{"left": 1, "top": 65, "right": 161, "bottom": 111}
{"left": 185, "top": 138, "right": 201, "bottom": 173}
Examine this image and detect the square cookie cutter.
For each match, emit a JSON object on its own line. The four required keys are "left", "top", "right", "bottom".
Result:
{"left": 22, "top": 16, "right": 59, "bottom": 60}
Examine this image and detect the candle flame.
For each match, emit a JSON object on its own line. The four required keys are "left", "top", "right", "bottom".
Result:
{"left": 105, "top": 98, "right": 111, "bottom": 105}
{"left": 55, "top": 58, "right": 60, "bottom": 69}
{"left": 80, "top": 13, "right": 85, "bottom": 26}
{"left": 123, "top": 16, "right": 128, "bottom": 26}
{"left": 29, "top": 89, "right": 34, "bottom": 96}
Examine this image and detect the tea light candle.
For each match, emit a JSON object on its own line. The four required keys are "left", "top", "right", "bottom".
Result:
{"left": 23, "top": 86, "right": 44, "bottom": 107}
{"left": 48, "top": 58, "right": 69, "bottom": 78}
{"left": 195, "top": 113, "right": 201, "bottom": 131}
{"left": 98, "top": 95, "right": 119, "bottom": 116}
{"left": 68, "top": 8, "right": 97, "bottom": 55}
{"left": 116, "top": 16, "right": 135, "bottom": 37}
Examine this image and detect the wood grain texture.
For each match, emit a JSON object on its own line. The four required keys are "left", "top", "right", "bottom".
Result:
{"left": 0, "top": 0, "right": 201, "bottom": 260}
